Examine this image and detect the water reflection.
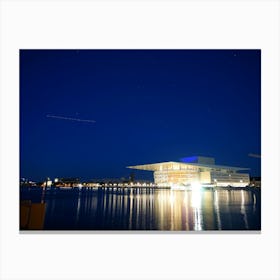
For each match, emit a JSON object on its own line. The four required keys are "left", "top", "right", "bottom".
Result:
{"left": 191, "top": 189, "right": 203, "bottom": 231}
{"left": 20, "top": 188, "right": 261, "bottom": 230}
{"left": 214, "top": 190, "right": 222, "bottom": 230}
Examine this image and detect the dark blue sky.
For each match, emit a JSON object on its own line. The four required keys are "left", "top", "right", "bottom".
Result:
{"left": 20, "top": 50, "right": 261, "bottom": 181}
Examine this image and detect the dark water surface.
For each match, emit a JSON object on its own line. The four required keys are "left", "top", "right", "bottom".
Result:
{"left": 20, "top": 188, "right": 261, "bottom": 231}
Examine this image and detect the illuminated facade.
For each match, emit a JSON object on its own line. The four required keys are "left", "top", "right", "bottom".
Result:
{"left": 127, "top": 156, "right": 250, "bottom": 187}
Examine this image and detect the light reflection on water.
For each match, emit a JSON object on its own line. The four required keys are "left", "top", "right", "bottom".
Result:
{"left": 20, "top": 188, "right": 261, "bottom": 230}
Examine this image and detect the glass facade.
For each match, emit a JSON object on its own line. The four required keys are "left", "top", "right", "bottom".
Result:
{"left": 154, "top": 169, "right": 199, "bottom": 186}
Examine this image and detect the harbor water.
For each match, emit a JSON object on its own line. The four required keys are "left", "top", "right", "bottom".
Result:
{"left": 20, "top": 187, "right": 261, "bottom": 231}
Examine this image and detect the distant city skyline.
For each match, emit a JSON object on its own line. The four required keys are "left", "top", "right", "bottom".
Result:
{"left": 20, "top": 50, "right": 261, "bottom": 181}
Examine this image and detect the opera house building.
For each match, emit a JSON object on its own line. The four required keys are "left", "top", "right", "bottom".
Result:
{"left": 128, "top": 156, "right": 250, "bottom": 188}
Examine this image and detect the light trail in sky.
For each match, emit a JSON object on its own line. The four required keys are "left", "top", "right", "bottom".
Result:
{"left": 248, "top": 153, "right": 261, "bottom": 159}
{"left": 46, "top": 114, "right": 96, "bottom": 123}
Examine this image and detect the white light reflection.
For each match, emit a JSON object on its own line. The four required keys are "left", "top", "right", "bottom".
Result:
{"left": 136, "top": 192, "right": 140, "bottom": 228}
{"left": 253, "top": 193, "right": 256, "bottom": 213}
{"left": 191, "top": 183, "right": 202, "bottom": 207}
{"left": 241, "top": 190, "right": 249, "bottom": 229}
{"left": 191, "top": 182, "right": 202, "bottom": 191}
{"left": 214, "top": 190, "right": 222, "bottom": 230}
{"left": 191, "top": 184, "right": 203, "bottom": 231}
{"left": 129, "top": 192, "right": 133, "bottom": 230}
{"left": 169, "top": 190, "right": 175, "bottom": 206}
{"left": 75, "top": 192, "right": 81, "bottom": 225}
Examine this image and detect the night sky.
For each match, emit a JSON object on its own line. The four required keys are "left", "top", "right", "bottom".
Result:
{"left": 20, "top": 50, "right": 261, "bottom": 181}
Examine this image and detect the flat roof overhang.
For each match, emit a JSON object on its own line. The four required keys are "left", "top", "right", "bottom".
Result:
{"left": 127, "top": 161, "right": 249, "bottom": 172}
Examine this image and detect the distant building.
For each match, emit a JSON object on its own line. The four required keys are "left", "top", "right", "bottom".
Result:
{"left": 127, "top": 156, "right": 250, "bottom": 188}
{"left": 250, "top": 176, "right": 261, "bottom": 187}
{"left": 54, "top": 178, "right": 80, "bottom": 187}
{"left": 20, "top": 178, "right": 37, "bottom": 187}
{"left": 84, "top": 178, "right": 153, "bottom": 187}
